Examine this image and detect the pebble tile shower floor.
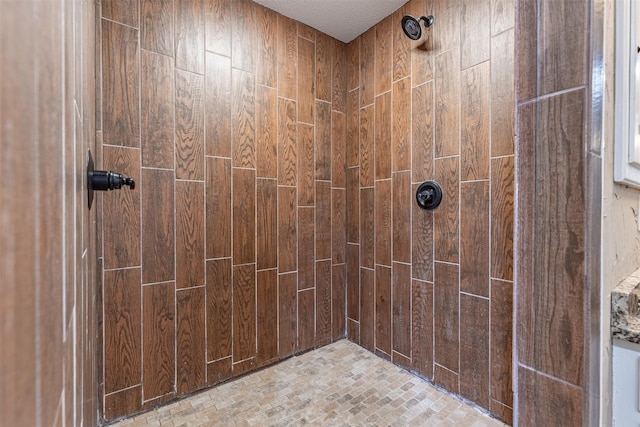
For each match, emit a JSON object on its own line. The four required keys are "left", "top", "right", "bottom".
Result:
{"left": 112, "top": 340, "right": 506, "bottom": 426}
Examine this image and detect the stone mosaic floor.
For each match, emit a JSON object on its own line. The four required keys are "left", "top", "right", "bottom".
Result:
{"left": 112, "top": 340, "right": 507, "bottom": 427}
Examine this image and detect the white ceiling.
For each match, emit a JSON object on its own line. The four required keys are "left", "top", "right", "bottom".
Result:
{"left": 253, "top": 0, "right": 408, "bottom": 43}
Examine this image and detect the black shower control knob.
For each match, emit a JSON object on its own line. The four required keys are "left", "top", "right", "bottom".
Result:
{"left": 89, "top": 170, "right": 136, "bottom": 191}
{"left": 416, "top": 180, "right": 443, "bottom": 210}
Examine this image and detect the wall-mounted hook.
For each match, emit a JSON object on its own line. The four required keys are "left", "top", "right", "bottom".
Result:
{"left": 87, "top": 149, "right": 135, "bottom": 210}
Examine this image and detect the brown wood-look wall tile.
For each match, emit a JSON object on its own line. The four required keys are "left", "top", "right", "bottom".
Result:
{"left": 104, "top": 386, "right": 142, "bottom": 421}
{"left": 347, "top": 90, "right": 360, "bottom": 167}
{"left": 175, "top": 70, "right": 204, "bottom": 180}
{"left": 143, "top": 282, "right": 175, "bottom": 400}
{"left": 491, "top": 279, "right": 513, "bottom": 407}
{"left": 141, "top": 0, "right": 173, "bottom": 56}
{"left": 176, "top": 287, "right": 206, "bottom": 395}
{"left": 515, "top": 102, "right": 536, "bottom": 366}
{"left": 491, "top": 0, "right": 515, "bottom": 35}
{"left": 461, "top": 62, "right": 490, "bottom": 181}
{"left": 256, "top": 5, "right": 277, "bottom": 88}
{"left": 298, "top": 124, "right": 315, "bottom": 206}
{"left": 434, "top": 364, "right": 460, "bottom": 394}
{"left": 359, "top": 105, "right": 374, "bottom": 187}
{"left": 298, "top": 207, "right": 315, "bottom": 290}
{"left": 434, "top": 156, "right": 459, "bottom": 263}
{"left": 375, "top": 265, "right": 392, "bottom": 356}
{"left": 392, "top": 262, "right": 411, "bottom": 358}
{"left": 257, "top": 269, "right": 278, "bottom": 363}
{"left": 298, "top": 289, "right": 315, "bottom": 351}
{"left": 539, "top": 1, "right": 586, "bottom": 96}
{"left": 410, "top": 0, "right": 433, "bottom": 87}
{"left": 257, "top": 179, "right": 277, "bottom": 270}
{"left": 278, "top": 16, "right": 297, "bottom": 100}
{"left": 347, "top": 243, "right": 360, "bottom": 321}
{"left": 316, "top": 260, "right": 332, "bottom": 346}
{"left": 231, "top": 0, "right": 255, "bottom": 72}
{"left": 460, "top": 294, "right": 489, "bottom": 408}
{"left": 332, "top": 188, "right": 347, "bottom": 265}
{"left": 460, "top": 181, "right": 489, "bottom": 297}
{"left": 375, "top": 92, "right": 391, "bottom": 180}
{"left": 298, "top": 22, "right": 317, "bottom": 40}
{"left": 412, "top": 279, "right": 433, "bottom": 380}
{"left": 206, "top": 157, "right": 231, "bottom": 259}
{"left": 205, "top": 0, "right": 231, "bottom": 56}
{"left": 332, "top": 112, "right": 346, "bottom": 188}
{"left": 411, "top": 82, "right": 433, "bottom": 182}
{"left": 461, "top": 0, "right": 490, "bottom": 69}
{"left": 360, "top": 188, "right": 375, "bottom": 269}
{"left": 141, "top": 50, "right": 174, "bottom": 169}
{"left": 332, "top": 40, "right": 347, "bottom": 113}
{"left": 360, "top": 28, "right": 375, "bottom": 108}
{"left": 348, "top": 319, "right": 360, "bottom": 344}
{"left": 102, "top": 20, "right": 139, "bottom": 147}
{"left": 104, "top": 268, "right": 141, "bottom": 393}
{"left": 232, "top": 168, "right": 256, "bottom": 265}
{"left": 298, "top": 37, "right": 316, "bottom": 124}
{"left": 412, "top": 184, "right": 433, "bottom": 282}
{"left": 433, "top": 0, "right": 460, "bottom": 51}
{"left": 232, "top": 69, "right": 255, "bottom": 169}
{"left": 278, "top": 186, "right": 297, "bottom": 273}
{"left": 278, "top": 97, "right": 297, "bottom": 186}
{"left": 393, "top": 172, "right": 411, "bottom": 263}
{"left": 279, "top": 272, "right": 298, "bottom": 358}
{"left": 175, "top": 0, "right": 204, "bottom": 74}
{"left": 516, "top": 0, "right": 537, "bottom": 101}
{"left": 347, "top": 37, "right": 360, "bottom": 91}
{"left": 141, "top": 169, "right": 175, "bottom": 284}
{"left": 316, "top": 33, "right": 332, "bottom": 102}
{"left": 412, "top": 82, "right": 433, "bottom": 183}
{"left": 391, "top": 78, "right": 411, "bottom": 172}
{"left": 316, "top": 180, "right": 332, "bottom": 260}
{"left": 234, "top": 264, "right": 256, "bottom": 361}
{"left": 491, "top": 29, "right": 515, "bottom": 157}
{"left": 531, "top": 92, "right": 584, "bottom": 386}
{"left": 207, "top": 357, "right": 232, "bottom": 385}
{"left": 490, "top": 400, "right": 513, "bottom": 426}
{"left": 206, "top": 259, "right": 232, "bottom": 361}
{"left": 375, "top": 180, "right": 392, "bottom": 267}
{"left": 176, "top": 181, "right": 205, "bottom": 289}
{"left": 375, "top": 15, "right": 392, "bottom": 95}
{"left": 434, "top": 48, "right": 460, "bottom": 158}
{"left": 392, "top": 5, "right": 410, "bottom": 82}
{"left": 518, "top": 367, "right": 583, "bottom": 426}
{"left": 256, "top": 85, "right": 278, "bottom": 178}
{"left": 434, "top": 262, "right": 459, "bottom": 373}
{"left": 332, "top": 264, "right": 347, "bottom": 341}
{"left": 347, "top": 167, "right": 360, "bottom": 243}
{"left": 315, "top": 100, "right": 332, "bottom": 181}
{"left": 102, "top": 0, "right": 138, "bottom": 27}
{"left": 491, "top": 156, "right": 514, "bottom": 281}
{"left": 360, "top": 268, "right": 375, "bottom": 351}
{"left": 103, "top": 146, "right": 140, "bottom": 269}
{"left": 205, "top": 52, "right": 231, "bottom": 157}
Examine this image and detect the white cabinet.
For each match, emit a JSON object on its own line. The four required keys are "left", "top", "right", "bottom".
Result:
{"left": 613, "top": 339, "right": 640, "bottom": 426}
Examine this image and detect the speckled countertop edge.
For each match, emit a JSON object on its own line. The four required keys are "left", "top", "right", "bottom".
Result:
{"left": 612, "top": 267, "right": 640, "bottom": 344}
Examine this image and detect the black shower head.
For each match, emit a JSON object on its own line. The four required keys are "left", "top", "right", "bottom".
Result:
{"left": 401, "top": 15, "right": 434, "bottom": 40}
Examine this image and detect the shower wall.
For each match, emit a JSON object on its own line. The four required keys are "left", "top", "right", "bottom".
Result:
{"left": 1, "top": 1, "right": 98, "bottom": 426}
{"left": 344, "top": 0, "right": 514, "bottom": 423}
{"left": 98, "top": 0, "right": 347, "bottom": 421}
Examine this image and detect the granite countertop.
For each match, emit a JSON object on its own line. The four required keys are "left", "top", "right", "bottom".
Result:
{"left": 612, "top": 267, "right": 640, "bottom": 343}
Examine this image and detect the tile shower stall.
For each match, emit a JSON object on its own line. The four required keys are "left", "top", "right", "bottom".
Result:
{"left": 98, "top": 0, "right": 514, "bottom": 424}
